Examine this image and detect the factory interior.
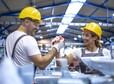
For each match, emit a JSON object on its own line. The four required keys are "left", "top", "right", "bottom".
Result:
{"left": 1, "top": 0, "right": 114, "bottom": 84}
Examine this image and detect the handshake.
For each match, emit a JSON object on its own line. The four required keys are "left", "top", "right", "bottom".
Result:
{"left": 51, "top": 36, "right": 65, "bottom": 52}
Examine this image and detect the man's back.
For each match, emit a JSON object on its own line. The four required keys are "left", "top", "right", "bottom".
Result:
{"left": 5, "top": 30, "right": 41, "bottom": 66}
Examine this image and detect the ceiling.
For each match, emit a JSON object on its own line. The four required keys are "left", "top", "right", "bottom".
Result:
{"left": 0, "top": 0, "right": 114, "bottom": 46}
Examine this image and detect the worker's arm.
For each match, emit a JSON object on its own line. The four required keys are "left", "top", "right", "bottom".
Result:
{"left": 66, "top": 53, "right": 76, "bottom": 64}
{"left": 29, "top": 36, "right": 64, "bottom": 70}
{"left": 56, "top": 53, "right": 76, "bottom": 67}
{"left": 29, "top": 47, "right": 57, "bottom": 70}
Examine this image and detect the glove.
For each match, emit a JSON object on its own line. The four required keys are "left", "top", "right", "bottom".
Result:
{"left": 52, "top": 36, "right": 63, "bottom": 45}
{"left": 52, "top": 36, "right": 65, "bottom": 52}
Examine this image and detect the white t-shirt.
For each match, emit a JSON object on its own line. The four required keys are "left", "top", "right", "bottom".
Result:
{"left": 5, "top": 30, "right": 41, "bottom": 66}
{"left": 71, "top": 48, "right": 111, "bottom": 60}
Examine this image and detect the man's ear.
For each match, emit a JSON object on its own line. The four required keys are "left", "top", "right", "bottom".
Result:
{"left": 24, "top": 19, "right": 29, "bottom": 26}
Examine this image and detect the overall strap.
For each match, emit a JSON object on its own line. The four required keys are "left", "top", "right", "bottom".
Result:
{"left": 98, "top": 48, "right": 104, "bottom": 56}
{"left": 81, "top": 48, "right": 85, "bottom": 57}
{"left": 6, "top": 34, "right": 37, "bottom": 81}
{"left": 81, "top": 48, "right": 104, "bottom": 57}
{"left": 11, "top": 34, "right": 27, "bottom": 59}
{"left": 12, "top": 34, "right": 37, "bottom": 79}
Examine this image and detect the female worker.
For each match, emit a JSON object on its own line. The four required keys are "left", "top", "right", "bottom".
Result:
{"left": 53, "top": 22, "right": 111, "bottom": 74}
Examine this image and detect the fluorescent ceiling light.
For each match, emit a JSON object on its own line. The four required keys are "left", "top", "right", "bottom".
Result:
{"left": 57, "top": 0, "right": 86, "bottom": 34}
{"left": 56, "top": 25, "right": 68, "bottom": 34}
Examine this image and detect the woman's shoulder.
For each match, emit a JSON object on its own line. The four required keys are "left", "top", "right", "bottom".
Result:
{"left": 101, "top": 47, "right": 110, "bottom": 52}
{"left": 72, "top": 47, "right": 82, "bottom": 52}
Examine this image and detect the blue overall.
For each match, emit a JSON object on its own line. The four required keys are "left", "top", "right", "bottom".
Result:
{"left": 80, "top": 48, "right": 104, "bottom": 75}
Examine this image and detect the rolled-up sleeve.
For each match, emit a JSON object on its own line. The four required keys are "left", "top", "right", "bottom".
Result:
{"left": 24, "top": 36, "right": 41, "bottom": 56}
{"left": 71, "top": 48, "right": 82, "bottom": 60}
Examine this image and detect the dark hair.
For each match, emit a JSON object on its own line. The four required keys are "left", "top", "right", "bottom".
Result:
{"left": 91, "top": 32, "right": 102, "bottom": 48}
{"left": 95, "top": 40, "right": 102, "bottom": 48}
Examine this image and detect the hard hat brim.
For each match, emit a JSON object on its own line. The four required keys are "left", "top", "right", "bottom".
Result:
{"left": 33, "top": 19, "right": 43, "bottom": 23}
{"left": 81, "top": 28, "right": 84, "bottom": 31}
{"left": 81, "top": 27, "right": 90, "bottom": 32}
{"left": 39, "top": 20, "right": 43, "bottom": 23}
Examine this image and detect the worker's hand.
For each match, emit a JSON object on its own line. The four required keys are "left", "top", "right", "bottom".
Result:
{"left": 52, "top": 36, "right": 65, "bottom": 52}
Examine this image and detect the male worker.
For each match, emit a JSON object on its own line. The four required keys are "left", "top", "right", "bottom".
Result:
{"left": 5, "top": 6, "right": 64, "bottom": 84}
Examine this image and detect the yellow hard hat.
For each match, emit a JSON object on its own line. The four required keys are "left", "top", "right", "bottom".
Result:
{"left": 81, "top": 22, "right": 102, "bottom": 39}
{"left": 19, "top": 6, "right": 42, "bottom": 23}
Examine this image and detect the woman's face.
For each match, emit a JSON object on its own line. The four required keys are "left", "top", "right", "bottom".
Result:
{"left": 82, "top": 29, "right": 97, "bottom": 46}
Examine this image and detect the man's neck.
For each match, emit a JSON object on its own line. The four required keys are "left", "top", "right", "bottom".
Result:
{"left": 17, "top": 25, "right": 27, "bottom": 34}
